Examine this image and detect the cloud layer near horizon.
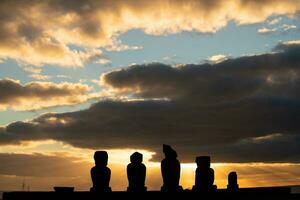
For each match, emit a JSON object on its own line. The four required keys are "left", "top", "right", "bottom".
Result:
{"left": 0, "top": 152, "right": 299, "bottom": 190}
{"left": 0, "top": 0, "right": 299, "bottom": 67}
{"left": 0, "top": 40, "right": 300, "bottom": 163}
{"left": 0, "top": 79, "right": 98, "bottom": 111}
{"left": 0, "top": 153, "right": 89, "bottom": 177}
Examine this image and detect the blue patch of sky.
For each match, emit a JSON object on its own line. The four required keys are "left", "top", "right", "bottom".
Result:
{"left": 0, "top": 59, "right": 31, "bottom": 83}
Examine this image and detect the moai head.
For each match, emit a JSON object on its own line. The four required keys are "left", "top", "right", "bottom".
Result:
{"left": 130, "top": 152, "right": 143, "bottom": 164}
{"left": 195, "top": 156, "right": 211, "bottom": 170}
{"left": 94, "top": 151, "right": 108, "bottom": 167}
{"left": 163, "top": 144, "right": 177, "bottom": 159}
{"left": 228, "top": 171, "right": 238, "bottom": 185}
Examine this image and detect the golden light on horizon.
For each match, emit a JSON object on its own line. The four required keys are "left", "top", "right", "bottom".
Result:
{"left": 0, "top": 140, "right": 299, "bottom": 191}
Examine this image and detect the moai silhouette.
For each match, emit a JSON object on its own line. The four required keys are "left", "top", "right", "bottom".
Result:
{"left": 161, "top": 144, "right": 183, "bottom": 192}
{"left": 227, "top": 171, "right": 239, "bottom": 192}
{"left": 127, "top": 152, "right": 147, "bottom": 192}
{"left": 90, "top": 151, "right": 112, "bottom": 192}
{"left": 192, "top": 156, "right": 217, "bottom": 192}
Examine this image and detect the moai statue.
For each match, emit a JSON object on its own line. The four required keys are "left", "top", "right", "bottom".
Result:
{"left": 127, "top": 152, "right": 147, "bottom": 192}
{"left": 227, "top": 171, "right": 239, "bottom": 192}
{"left": 161, "top": 144, "right": 183, "bottom": 192}
{"left": 90, "top": 151, "right": 112, "bottom": 192}
{"left": 192, "top": 156, "right": 217, "bottom": 192}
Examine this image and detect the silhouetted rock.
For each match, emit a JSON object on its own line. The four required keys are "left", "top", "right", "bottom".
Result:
{"left": 90, "top": 151, "right": 111, "bottom": 192}
{"left": 227, "top": 171, "right": 239, "bottom": 192}
{"left": 192, "top": 156, "right": 217, "bottom": 192}
{"left": 161, "top": 144, "right": 183, "bottom": 192}
{"left": 127, "top": 152, "right": 147, "bottom": 192}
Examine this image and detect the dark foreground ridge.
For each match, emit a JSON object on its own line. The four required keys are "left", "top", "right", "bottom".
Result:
{"left": 2, "top": 187, "right": 298, "bottom": 200}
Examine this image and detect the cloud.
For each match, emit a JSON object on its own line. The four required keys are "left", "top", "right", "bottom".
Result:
{"left": 162, "top": 54, "right": 178, "bottom": 61}
{"left": 23, "top": 66, "right": 50, "bottom": 80}
{"left": 105, "top": 39, "right": 143, "bottom": 52}
{"left": 0, "top": 153, "right": 89, "bottom": 177}
{"left": 29, "top": 74, "right": 50, "bottom": 81}
{"left": 258, "top": 27, "right": 277, "bottom": 33}
{"left": 1, "top": 40, "right": 300, "bottom": 163}
{"left": 96, "top": 58, "right": 111, "bottom": 65}
{"left": 282, "top": 24, "right": 297, "bottom": 31}
{"left": 274, "top": 40, "right": 300, "bottom": 52}
{"left": 0, "top": 79, "right": 99, "bottom": 111}
{"left": 0, "top": 0, "right": 299, "bottom": 66}
{"left": 207, "top": 54, "right": 229, "bottom": 63}
{"left": 171, "top": 133, "right": 300, "bottom": 163}
{"left": 23, "top": 67, "right": 43, "bottom": 74}
{"left": 258, "top": 24, "right": 297, "bottom": 34}
{"left": 268, "top": 17, "right": 282, "bottom": 25}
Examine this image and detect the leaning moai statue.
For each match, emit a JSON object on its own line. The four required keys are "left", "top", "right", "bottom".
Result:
{"left": 90, "top": 151, "right": 112, "bottom": 192}
{"left": 161, "top": 144, "right": 183, "bottom": 192}
{"left": 127, "top": 152, "right": 147, "bottom": 192}
{"left": 192, "top": 156, "right": 217, "bottom": 192}
{"left": 227, "top": 171, "right": 239, "bottom": 192}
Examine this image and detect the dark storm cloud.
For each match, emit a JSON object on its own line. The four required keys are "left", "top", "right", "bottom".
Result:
{"left": 1, "top": 41, "right": 300, "bottom": 163}
{"left": 0, "top": 153, "right": 89, "bottom": 177}
{"left": 151, "top": 133, "right": 300, "bottom": 163}
{"left": 102, "top": 42, "right": 300, "bottom": 103}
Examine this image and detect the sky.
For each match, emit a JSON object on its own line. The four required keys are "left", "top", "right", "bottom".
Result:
{"left": 0, "top": 0, "right": 300, "bottom": 191}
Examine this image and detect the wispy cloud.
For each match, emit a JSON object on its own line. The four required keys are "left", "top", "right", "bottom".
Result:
{"left": 282, "top": 24, "right": 297, "bottom": 31}
{"left": 258, "top": 24, "right": 297, "bottom": 34}
{"left": 267, "top": 17, "right": 282, "bottom": 25}
{"left": 258, "top": 27, "right": 277, "bottom": 33}
{"left": 29, "top": 74, "right": 50, "bottom": 81}
{"left": 23, "top": 66, "right": 50, "bottom": 81}
{"left": 96, "top": 58, "right": 111, "bottom": 65}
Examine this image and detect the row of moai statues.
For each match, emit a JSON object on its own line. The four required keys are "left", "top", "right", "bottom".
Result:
{"left": 90, "top": 144, "right": 239, "bottom": 192}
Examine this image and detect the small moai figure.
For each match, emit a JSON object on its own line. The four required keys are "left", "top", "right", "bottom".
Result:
{"left": 90, "top": 151, "right": 112, "bottom": 192}
{"left": 161, "top": 144, "right": 183, "bottom": 192}
{"left": 192, "top": 156, "right": 217, "bottom": 192}
{"left": 227, "top": 171, "right": 239, "bottom": 192}
{"left": 127, "top": 152, "right": 147, "bottom": 192}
